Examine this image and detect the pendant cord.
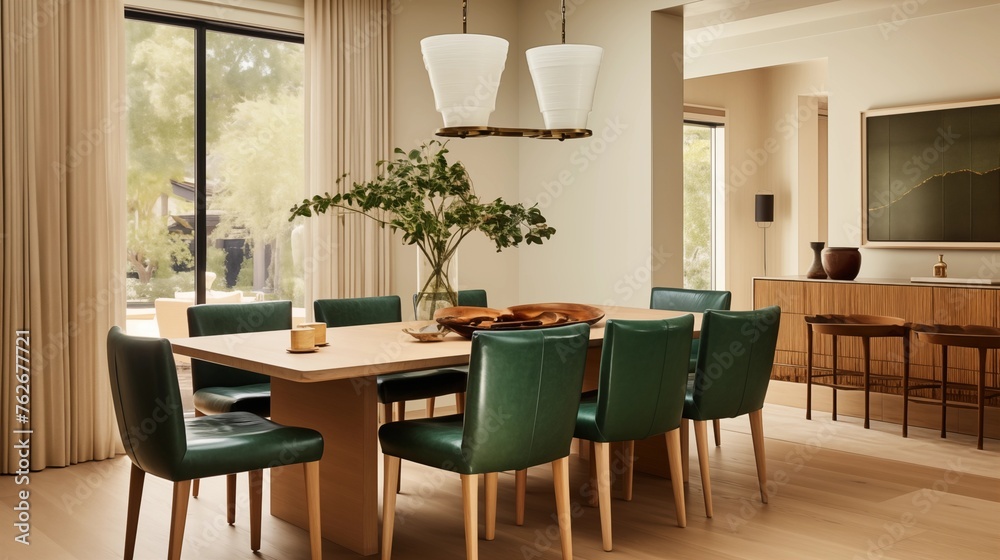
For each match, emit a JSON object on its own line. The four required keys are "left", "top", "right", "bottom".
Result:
{"left": 462, "top": 0, "right": 468, "bottom": 33}
{"left": 561, "top": 0, "right": 566, "bottom": 43}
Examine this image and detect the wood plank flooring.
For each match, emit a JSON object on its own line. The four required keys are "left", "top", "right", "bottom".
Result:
{"left": 2, "top": 404, "right": 997, "bottom": 559}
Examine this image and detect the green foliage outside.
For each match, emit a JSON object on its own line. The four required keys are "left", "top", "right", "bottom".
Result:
{"left": 683, "top": 125, "right": 713, "bottom": 290}
{"left": 126, "top": 21, "right": 305, "bottom": 305}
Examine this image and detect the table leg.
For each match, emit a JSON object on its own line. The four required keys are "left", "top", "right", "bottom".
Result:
{"left": 270, "top": 377, "right": 380, "bottom": 556}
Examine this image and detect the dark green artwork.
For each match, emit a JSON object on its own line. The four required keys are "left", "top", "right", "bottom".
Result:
{"left": 866, "top": 103, "right": 1000, "bottom": 242}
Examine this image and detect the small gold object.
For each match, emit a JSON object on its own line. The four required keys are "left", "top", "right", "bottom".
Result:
{"left": 933, "top": 254, "right": 948, "bottom": 278}
{"left": 290, "top": 327, "right": 315, "bottom": 350}
{"left": 299, "top": 322, "right": 327, "bottom": 345}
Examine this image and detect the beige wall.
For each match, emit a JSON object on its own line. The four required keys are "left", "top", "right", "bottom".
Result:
{"left": 393, "top": 1, "right": 686, "bottom": 312}
{"left": 688, "top": 2, "right": 1000, "bottom": 284}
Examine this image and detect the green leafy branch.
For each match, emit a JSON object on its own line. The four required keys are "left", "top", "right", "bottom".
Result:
{"left": 289, "top": 141, "right": 556, "bottom": 272}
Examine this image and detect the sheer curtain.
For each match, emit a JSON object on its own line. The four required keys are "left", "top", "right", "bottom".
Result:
{"left": 1, "top": 0, "right": 125, "bottom": 473}
{"left": 303, "top": 0, "right": 392, "bottom": 305}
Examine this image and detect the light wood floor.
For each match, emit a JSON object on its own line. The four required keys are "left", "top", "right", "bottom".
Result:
{"left": 3, "top": 404, "right": 998, "bottom": 560}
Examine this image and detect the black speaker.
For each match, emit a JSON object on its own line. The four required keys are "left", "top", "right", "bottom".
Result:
{"left": 755, "top": 194, "right": 774, "bottom": 223}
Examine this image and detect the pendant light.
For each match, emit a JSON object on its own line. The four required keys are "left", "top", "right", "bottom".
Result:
{"left": 526, "top": 0, "right": 603, "bottom": 130}
{"left": 424, "top": 0, "right": 600, "bottom": 141}
{"left": 421, "top": 1, "right": 508, "bottom": 128}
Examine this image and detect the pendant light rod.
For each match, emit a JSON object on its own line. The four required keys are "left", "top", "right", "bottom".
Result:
{"left": 462, "top": 0, "right": 468, "bottom": 33}
{"left": 561, "top": 0, "right": 566, "bottom": 43}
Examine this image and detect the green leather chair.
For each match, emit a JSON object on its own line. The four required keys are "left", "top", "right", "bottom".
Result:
{"left": 186, "top": 300, "right": 291, "bottom": 520}
{"left": 379, "top": 324, "right": 590, "bottom": 560}
{"left": 681, "top": 306, "right": 781, "bottom": 518}
{"left": 573, "top": 316, "right": 693, "bottom": 550}
{"left": 313, "top": 295, "right": 468, "bottom": 423}
{"left": 106, "top": 327, "right": 324, "bottom": 560}
{"left": 650, "top": 287, "right": 732, "bottom": 447}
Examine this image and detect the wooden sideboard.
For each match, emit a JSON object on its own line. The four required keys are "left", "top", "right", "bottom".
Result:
{"left": 753, "top": 277, "right": 998, "bottom": 434}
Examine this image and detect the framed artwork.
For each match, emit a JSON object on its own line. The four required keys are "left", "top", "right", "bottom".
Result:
{"left": 863, "top": 97, "right": 1000, "bottom": 248}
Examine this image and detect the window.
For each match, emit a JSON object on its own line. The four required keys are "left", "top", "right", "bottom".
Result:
{"left": 124, "top": 11, "right": 305, "bottom": 325}
{"left": 683, "top": 115, "right": 726, "bottom": 290}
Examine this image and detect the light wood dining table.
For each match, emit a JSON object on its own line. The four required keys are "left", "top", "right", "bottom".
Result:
{"left": 169, "top": 304, "right": 700, "bottom": 556}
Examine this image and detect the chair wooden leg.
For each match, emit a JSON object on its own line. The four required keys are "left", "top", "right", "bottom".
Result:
{"left": 461, "top": 474, "right": 479, "bottom": 560}
{"left": 249, "top": 470, "right": 263, "bottom": 551}
{"left": 456, "top": 392, "right": 466, "bottom": 413}
{"left": 168, "top": 480, "right": 192, "bottom": 560}
{"left": 623, "top": 440, "right": 635, "bottom": 501}
{"left": 426, "top": 397, "right": 436, "bottom": 418}
{"left": 977, "top": 348, "right": 987, "bottom": 450}
{"left": 485, "top": 472, "right": 498, "bottom": 540}
{"left": 388, "top": 401, "right": 404, "bottom": 493}
{"left": 381, "top": 456, "right": 400, "bottom": 560}
{"left": 863, "top": 337, "right": 872, "bottom": 429}
{"left": 665, "top": 428, "right": 687, "bottom": 528}
{"left": 748, "top": 409, "right": 768, "bottom": 504}
{"left": 514, "top": 469, "right": 527, "bottom": 526}
{"left": 713, "top": 419, "right": 722, "bottom": 447}
{"left": 594, "top": 442, "right": 613, "bottom": 551}
{"left": 303, "top": 461, "right": 322, "bottom": 560}
{"left": 694, "top": 420, "right": 713, "bottom": 518}
{"left": 124, "top": 464, "right": 145, "bottom": 560}
{"left": 552, "top": 457, "right": 573, "bottom": 560}
{"left": 681, "top": 418, "right": 690, "bottom": 483}
{"left": 227, "top": 473, "right": 237, "bottom": 525}
{"left": 382, "top": 402, "right": 394, "bottom": 424}
{"left": 806, "top": 324, "right": 814, "bottom": 420}
{"left": 586, "top": 441, "right": 598, "bottom": 507}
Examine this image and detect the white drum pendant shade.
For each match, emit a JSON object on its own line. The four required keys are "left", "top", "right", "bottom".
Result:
{"left": 421, "top": 34, "right": 509, "bottom": 127}
{"left": 526, "top": 44, "right": 603, "bottom": 130}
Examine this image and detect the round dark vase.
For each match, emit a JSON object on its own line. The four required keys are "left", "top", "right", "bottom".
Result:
{"left": 807, "top": 242, "right": 827, "bottom": 279}
{"left": 822, "top": 247, "right": 862, "bottom": 281}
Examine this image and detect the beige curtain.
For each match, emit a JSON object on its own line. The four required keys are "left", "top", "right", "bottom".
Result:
{"left": 1, "top": 0, "right": 125, "bottom": 473}
{"left": 304, "top": 0, "right": 392, "bottom": 305}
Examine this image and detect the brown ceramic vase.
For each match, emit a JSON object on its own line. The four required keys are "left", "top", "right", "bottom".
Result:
{"left": 821, "top": 247, "right": 862, "bottom": 280}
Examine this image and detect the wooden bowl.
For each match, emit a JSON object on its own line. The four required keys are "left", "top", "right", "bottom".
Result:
{"left": 435, "top": 303, "right": 604, "bottom": 339}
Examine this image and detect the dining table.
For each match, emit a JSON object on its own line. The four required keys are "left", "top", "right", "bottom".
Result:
{"left": 169, "top": 304, "right": 701, "bottom": 556}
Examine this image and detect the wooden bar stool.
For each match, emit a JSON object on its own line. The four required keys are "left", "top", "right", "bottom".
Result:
{"left": 805, "top": 315, "right": 910, "bottom": 429}
{"left": 910, "top": 324, "right": 1000, "bottom": 450}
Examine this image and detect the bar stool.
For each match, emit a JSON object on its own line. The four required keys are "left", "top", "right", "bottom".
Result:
{"left": 910, "top": 324, "right": 1000, "bottom": 450}
{"left": 805, "top": 314, "right": 910, "bottom": 429}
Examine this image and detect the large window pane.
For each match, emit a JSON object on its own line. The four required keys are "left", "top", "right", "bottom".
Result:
{"left": 206, "top": 31, "right": 305, "bottom": 306}
{"left": 125, "top": 20, "right": 196, "bottom": 320}
{"left": 683, "top": 122, "right": 726, "bottom": 290}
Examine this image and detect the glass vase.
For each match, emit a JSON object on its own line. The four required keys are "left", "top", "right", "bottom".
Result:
{"left": 415, "top": 249, "right": 458, "bottom": 321}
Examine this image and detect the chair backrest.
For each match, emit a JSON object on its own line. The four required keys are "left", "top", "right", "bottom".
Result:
{"left": 687, "top": 306, "right": 781, "bottom": 420}
{"left": 460, "top": 324, "right": 590, "bottom": 474}
{"left": 593, "top": 316, "right": 694, "bottom": 441}
{"left": 187, "top": 300, "right": 292, "bottom": 390}
{"left": 314, "top": 295, "right": 401, "bottom": 327}
{"left": 410, "top": 289, "right": 488, "bottom": 316}
{"left": 650, "top": 287, "right": 732, "bottom": 313}
{"left": 106, "top": 326, "right": 187, "bottom": 480}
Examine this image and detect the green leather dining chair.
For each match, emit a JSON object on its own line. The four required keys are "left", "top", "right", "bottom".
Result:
{"left": 186, "top": 300, "right": 290, "bottom": 521}
{"left": 106, "top": 326, "right": 324, "bottom": 560}
{"left": 313, "top": 295, "right": 468, "bottom": 423}
{"left": 651, "top": 287, "right": 732, "bottom": 448}
{"left": 379, "top": 324, "right": 590, "bottom": 560}
{"left": 574, "top": 316, "right": 693, "bottom": 550}
{"left": 409, "top": 289, "right": 489, "bottom": 415}
{"left": 681, "top": 306, "right": 781, "bottom": 518}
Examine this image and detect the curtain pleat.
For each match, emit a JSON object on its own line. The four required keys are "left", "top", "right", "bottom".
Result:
{"left": 304, "top": 0, "right": 391, "bottom": 308}
{"left": 1, "top": 0, "right": 125, "bottom": 473}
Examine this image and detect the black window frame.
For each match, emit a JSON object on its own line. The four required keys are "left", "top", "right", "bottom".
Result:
{"left": 125, "top": 8, "right": 304, "bottom": 304}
